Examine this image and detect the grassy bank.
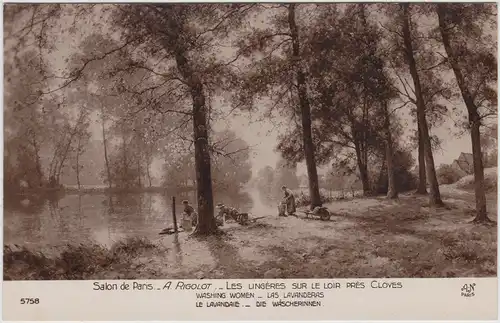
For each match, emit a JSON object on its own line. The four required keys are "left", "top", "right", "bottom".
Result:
{"left": 4, "top": 237, "right": 160, "bottom": 280}
{"left": 5, "top": 181, "right": 497, "bottom": 280}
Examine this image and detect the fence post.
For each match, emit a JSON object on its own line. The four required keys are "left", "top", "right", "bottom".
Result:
{"left": 172, "top": 196, "right": 178, "bottom": 233}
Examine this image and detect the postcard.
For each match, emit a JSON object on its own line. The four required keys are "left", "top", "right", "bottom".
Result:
{"left": 3, "top": 1, "right": 498, "bottom": 321}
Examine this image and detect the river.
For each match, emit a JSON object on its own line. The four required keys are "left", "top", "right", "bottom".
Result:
{"left": 3, "top": 190, "right": 259, "bottom": 249}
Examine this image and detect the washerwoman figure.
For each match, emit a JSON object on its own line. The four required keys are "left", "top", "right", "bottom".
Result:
{"left": 281, "top": 185, "right": 296, "bottom": 216}
{"left": 181, "top": 200, "right": 197, "bottom": 231}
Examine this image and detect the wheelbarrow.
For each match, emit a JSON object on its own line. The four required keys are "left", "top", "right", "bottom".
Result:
{"left": 304, "top": 206, "right": 332, "bottom": 221}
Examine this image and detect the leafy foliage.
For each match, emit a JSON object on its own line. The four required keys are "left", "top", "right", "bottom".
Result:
{"left": 3, "top": 3, "right": 497, "bottom": 227}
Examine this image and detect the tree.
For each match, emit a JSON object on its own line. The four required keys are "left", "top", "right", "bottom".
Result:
{"left": 109, "top": 4, "right": 258, "bottom": 235}
{"left": 287, "top": 4, "right": 322, "bottom": 208}
{"left": 162, "top": 154, "right": 196, "bottom": 194}
{"left": 235, "top": 4, "right": 322, "bottom": 209}
{"left": 399, "top": 3, "right": 444, "bottom": 206}
{"left": 382, "top": 101, "right": 398, "bottom": 199}
{"left": 210, "top": 130, "right": 253, "bottom": 197}
{"left": 64, "top": 33, "right": 128, "bottom": 189}
{"left": 72, "top": 109, "right": 91, "bottom": 189}
{"left": 4, "top": 49, "right": 51, "bottom": 189}
{"left": 282, "top": 4, "right": 397, "bottom": 197}
{"left": 380, "top": 3, "right": 453, "bottom": 197}
{"left": 107, "top": 119, "right": 141, "bottom": 190}
{"left": 100, "top": 102, "right": 113, "bottom": 189}
{"left": 373, "top": 142, "right": 418, "bottom": 194}
{"left": 47, "top": 106, "right": 93, "bottom": 188}
{"left": 6, "top": 4, "right": 256, "bottom": 235}
{"left": 162, "top": 130, "right": 252, "bottom": 200}
{"left": 436, "top": 3, "right": 497, "bottom": 222}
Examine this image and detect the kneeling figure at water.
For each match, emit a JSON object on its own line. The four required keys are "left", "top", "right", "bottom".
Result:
{"left": 181, "top": 200, "right": 198, "bottom": 231}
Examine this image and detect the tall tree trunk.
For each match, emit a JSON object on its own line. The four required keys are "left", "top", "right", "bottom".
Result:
{"left": 401, "top": 3, "right": 443, "bottom": 207}
{"left": 437, "top": 5, "right": 489, "bottom": 222}
{"left": 354, "top": 139, "right": 371, "bottom": 195}
{"left": 32, "top": 136, "right": 43, "bottom": 187}
{"left": 28, "top": 112, "right": 44, "bottom": 187}
{"left": 288, "top": 3, "right": 322, "bottom": 209}
{"left": 146, "top": 148, "right": 153, "bottom": 188}
{"left": 48, "top": 132, "right": 66, "bottom": 187}
{"left": 384, "top": 102, "right": 398, "bottom": 199}
{"left": 100, "top": 105, "right": 112, "bottom": 189}
{"left": 376, "top": 154, "right": 386, "bottom": 192}
{"left": 175, "top": 50, "right": 218, "bottom": 235}
{"left": 56, "top": 126, "right": 79, "bottom": 186}
{"left": 59, "top": 114, "right": 86, "bottom": 186}
{"left": 469, "top": 117, "right": 489, "bottom": 221}
{"left": 416, "top": 124, "right": 427, "bottom": 194}
{"left": 146, "top": 163, "right": 152, "bottom": 188}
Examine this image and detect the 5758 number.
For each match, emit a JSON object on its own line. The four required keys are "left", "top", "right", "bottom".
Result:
{"left": 20, "top": 298, "right": 39, "bottom": 305}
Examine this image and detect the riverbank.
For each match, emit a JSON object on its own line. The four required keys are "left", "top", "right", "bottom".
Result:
{"left": 4, "top": 180, "right": 497, "bottom": 280}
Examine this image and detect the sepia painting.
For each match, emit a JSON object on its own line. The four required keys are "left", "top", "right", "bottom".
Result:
{"left": 3, "top": 3, "right": 497, "bottom": 281}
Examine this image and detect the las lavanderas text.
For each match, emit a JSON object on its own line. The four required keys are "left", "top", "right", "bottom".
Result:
{"left": 92, "top": 280, "right": 404, "bottom": 308}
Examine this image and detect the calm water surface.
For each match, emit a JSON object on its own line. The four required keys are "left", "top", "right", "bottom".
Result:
{"left": 4, "top": 192, "right": 254, "bottom": 248}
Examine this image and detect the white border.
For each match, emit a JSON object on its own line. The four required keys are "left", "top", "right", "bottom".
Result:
{"left": 1, "top": 0, "right": 498, "bottom": 322}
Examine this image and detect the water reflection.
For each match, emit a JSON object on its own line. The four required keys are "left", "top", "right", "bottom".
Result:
{"left": 4, "top": 191, "right": 254, "bottom": 248}
{"left": 245, "top": 188, "right": 278, "bottom": 217}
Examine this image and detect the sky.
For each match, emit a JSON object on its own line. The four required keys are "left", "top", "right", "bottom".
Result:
{"left": 215, "top": 105, "right": 475, "bottom": 177}
{"left": 8, "top": 4, "right": 491, "bottom": 184}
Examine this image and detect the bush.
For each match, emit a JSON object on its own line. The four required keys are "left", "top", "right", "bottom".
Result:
{"left": 437, "top": 164, "right": 465, "bottom": 185}
{"left": 484, "top": 150, "right": 498, "bottom": 168}
{"left": 456, "top": 168, "right": 497, "bottom": 193}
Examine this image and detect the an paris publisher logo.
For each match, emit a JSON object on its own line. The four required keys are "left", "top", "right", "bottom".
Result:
{"left": 461, "top": 283, "right": 476, "bottom": 298}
